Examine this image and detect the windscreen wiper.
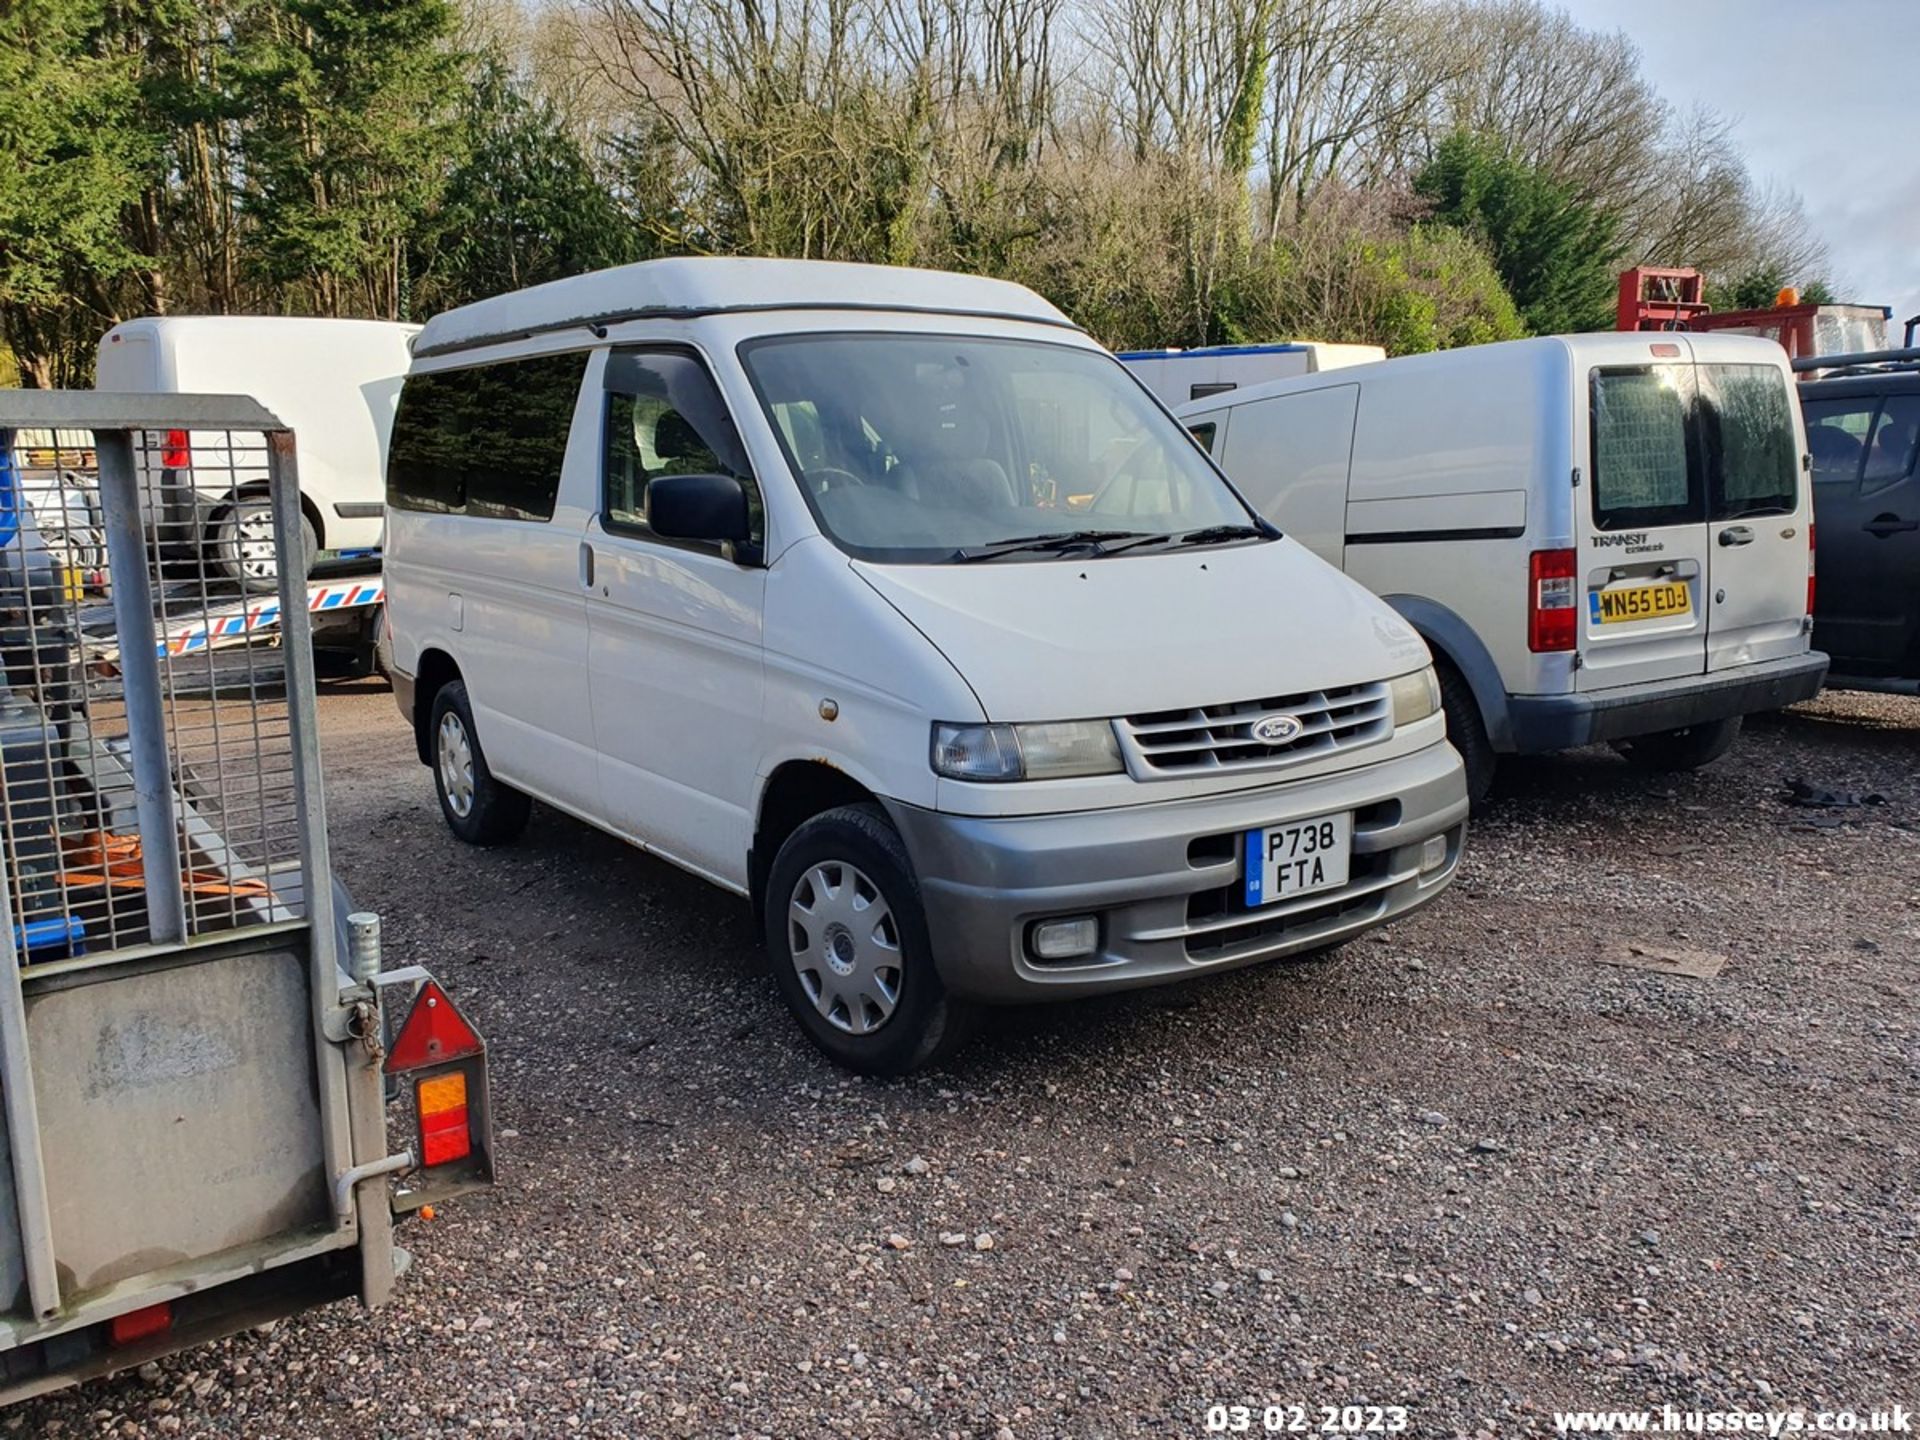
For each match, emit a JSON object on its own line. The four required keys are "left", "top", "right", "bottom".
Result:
{"left": 1088, "top": 523, "right": 1277, "bottom": 557}
{"left": 1175, "top": 523, "right": 1270, "bottom": 545}
{"left": 1074, "top": 523, "right": 1278, "bottom": 558}
{"left": 952, "top": 529, "right": 1148, "bottom": 562}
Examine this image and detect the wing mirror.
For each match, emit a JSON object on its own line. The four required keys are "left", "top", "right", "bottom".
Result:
{"left": 647, "top": 473, "right": 751, "bottom": 547}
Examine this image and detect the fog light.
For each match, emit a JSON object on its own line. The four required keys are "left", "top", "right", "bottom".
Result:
{"left": 1029, "top": 916, "right": 1099, "bottom": 961}
{"left": 1419, "top": 834, "right": 1449, "bottom": 874}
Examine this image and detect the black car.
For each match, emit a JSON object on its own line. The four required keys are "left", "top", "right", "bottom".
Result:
{"left": 1798, "top": 355, "right": 1920, "bottom": 684}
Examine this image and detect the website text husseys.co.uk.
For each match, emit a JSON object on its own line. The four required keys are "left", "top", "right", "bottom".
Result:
{"left": 1552, "top": 1406, "right": 1911, "bottom": 1435}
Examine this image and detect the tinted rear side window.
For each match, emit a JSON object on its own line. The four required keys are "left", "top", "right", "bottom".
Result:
{"left": 1862, "top": 393, "right": 1920, "bottom": 490}
{"left": 1803, "top": 395, "right": 1876, "bottom": 486}
{"left": 1702, "top": 364, "right": 1797, "bottom": 518}
{"left": 1591, "top": 366, "right": 1698, "bottom": 529}
{"left": 388, "top": 352, "right": 587, "bottom": 519}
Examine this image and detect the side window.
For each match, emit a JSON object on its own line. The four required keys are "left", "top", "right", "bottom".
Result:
{"left": 387, "top": 352, "right": 586, "bottom": 519}
{"left": 1188, "top": 421, "right": 1217, "bottom": 454}
{"left": 602, "top": 349, "right": 757, "bottom": 540}
{"left": 1862, "top": 394, "right": 1920, "bottom": 492}
{"left": 1803, "top": 397, "right": 1877, "bottom": 488}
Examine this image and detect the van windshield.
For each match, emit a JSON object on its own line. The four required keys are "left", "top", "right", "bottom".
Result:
{"left": 738, "top": 333, "right": 1260, "bottom": 562}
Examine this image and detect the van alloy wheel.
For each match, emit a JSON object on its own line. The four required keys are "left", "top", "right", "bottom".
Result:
{"left": 437, "top": 711, "right": 476, "bottom": 819}
{"left": 787, "top": 861, "right": 902, "bottom": 1034}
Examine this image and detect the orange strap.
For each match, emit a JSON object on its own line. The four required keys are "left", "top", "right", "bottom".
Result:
{"left": 59, "top": 831, "right": 274, "bottom": 899}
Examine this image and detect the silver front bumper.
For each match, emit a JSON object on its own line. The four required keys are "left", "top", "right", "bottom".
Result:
{"left": 884, "top": 739, "right": 1468, "bottom": 1003}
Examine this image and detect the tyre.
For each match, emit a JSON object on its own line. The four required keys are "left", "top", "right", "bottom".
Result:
{"left": 429, "top": 679, "right": 531, "bottom": 846}
{"left": 1611, "top": 715, "right": 1742, "bottom": 772}
{"left": 764, "top": 803, "right": 977, "bottom": 1075}
{"left": 206, "top": 497, "right": 316, "bottom": 593}
{"left": 1438, "top": 661, "right": 1496, "bottom": 807}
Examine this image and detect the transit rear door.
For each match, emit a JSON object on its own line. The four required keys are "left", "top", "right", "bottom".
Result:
{"left": 1577, "top": 341, "right": 1711, "bottom": 690}
{"left": 1690, "top": 339, "right": 1813, "bottom": 672}
{"left": 1575, "top": 335, "right": 1810, "bottom": 690}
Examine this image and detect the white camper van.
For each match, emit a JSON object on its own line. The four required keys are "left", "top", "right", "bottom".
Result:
{"left": 1180, "top": 333, "right": 1829, "bottom": 802}
{"left": 383, "top": 258, "right": 1469, "bottom": 1073}
{"left": 1120, "top": 342, "right": 1386, "bottom": 408}
{"left": 95, "top": 316, "right": 418, "bottom": 584}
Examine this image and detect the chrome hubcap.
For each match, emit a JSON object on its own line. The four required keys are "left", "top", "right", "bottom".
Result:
{"left": 437, "top": 712, "right": 476, "bottom": 819}
{"left": 788, "top": 862, "right": 901, "bottom": 1035}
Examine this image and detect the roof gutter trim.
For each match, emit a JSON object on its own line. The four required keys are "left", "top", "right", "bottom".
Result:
{"left": 413, "top": 299, "right": 1087, "bottom": 361}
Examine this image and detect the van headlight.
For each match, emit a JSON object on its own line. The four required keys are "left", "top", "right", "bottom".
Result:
{"left": 931, "top": 720, "right": 1123, "bottom": 782}
{"left": 1389, "top": 666, "right": 1441, "bottom": 726}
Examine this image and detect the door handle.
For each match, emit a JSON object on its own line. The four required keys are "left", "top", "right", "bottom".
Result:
{"left": 1863, "top": 513, "right": 1919, "bottom": 537}
{"left": 1717, "top": 525, "right": 1754, "bottom": 547}
{"left": 579, "top": 541, "right": 595, "bottom": 587}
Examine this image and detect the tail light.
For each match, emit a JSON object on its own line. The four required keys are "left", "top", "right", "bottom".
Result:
{"left": 416, "top": 1071, "right": 472, "bottom": 1167}
{"left": 1806, "top": 522, "right": 1817, "bottom": 615}
{"left": 160, "top": 429, "right": 190, "bottom": 469}
{"left": 109, "top": 1301, "right": 172, "bottom": 1346}
{"left": 386, "top": 979, "right": 489, "bottom": 1194}
{"left": 1528, "top": 548, "right": 1579, "bottom": 652}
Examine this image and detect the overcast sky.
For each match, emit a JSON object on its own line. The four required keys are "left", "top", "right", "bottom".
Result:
{"left": 1565, "top": 0, "right": 1919, "bottom": 339}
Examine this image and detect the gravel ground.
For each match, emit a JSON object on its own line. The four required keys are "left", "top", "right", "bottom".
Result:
{"left": 15, "top": 685, "right": 1919, "bottom": 1439}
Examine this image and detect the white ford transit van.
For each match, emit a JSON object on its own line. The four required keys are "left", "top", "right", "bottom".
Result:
{"left": 1180, "top": 334, "right": 1829, "bottom": 803}
{"left": 96, "top": 315, "right": 418, "bottom": 585}
{"left": 384, "top": 258, "right": 1468, "bottom": 1073}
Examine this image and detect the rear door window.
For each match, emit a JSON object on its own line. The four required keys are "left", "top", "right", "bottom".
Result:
{"left": 1700, "top": 364, "right": 1798, "bottom": 519}
{"left": 1803, "top": 396, "right": 1876, "bottom": 488}
{"left": 1590, "top": 366, "right": 1700, "bottom": 530}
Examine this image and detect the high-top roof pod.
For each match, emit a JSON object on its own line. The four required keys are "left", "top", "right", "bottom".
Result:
{"left": 411, "top": 257, "right": 1079, "bottom": 359}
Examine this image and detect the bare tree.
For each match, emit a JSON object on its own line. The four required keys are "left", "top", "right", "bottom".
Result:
{"left": 1261, "top": 0, "right": 1462, "bottom": 230}
{"left": 1432, "top": 0, "right": 1667, "bottom": 207}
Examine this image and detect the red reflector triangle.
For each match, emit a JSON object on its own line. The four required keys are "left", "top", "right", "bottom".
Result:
{"left": 385, "top": 981, "right": 483, "bottom": 1073}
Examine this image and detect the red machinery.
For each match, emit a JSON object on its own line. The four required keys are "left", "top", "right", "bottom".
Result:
{"left": 1617, "top": 265, "right": 1890, "bottom": 361}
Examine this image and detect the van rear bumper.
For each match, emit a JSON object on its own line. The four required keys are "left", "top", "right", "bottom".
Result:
{"left": 1506, "top": 651, "right": 1829, "bottom": 750}
{"left": 884, "top": 740, "right": 1467, "bottom": 1005}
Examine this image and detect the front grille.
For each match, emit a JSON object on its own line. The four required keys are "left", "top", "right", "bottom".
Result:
{"left": 1183, "top": 848, "right": 1396, "bottom": 962}
{"left": 1119, "top": 681, "right": 1392, "bottom": 776}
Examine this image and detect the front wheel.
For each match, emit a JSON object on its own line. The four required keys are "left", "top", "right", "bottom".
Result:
{"left": 765, "top": 804, "right": 976, "bottom": 1075}
{"left": 429, "top": 679, "right": 531, "bottom": 845}
{"left": 1610, "top": 715, "right": 1742, "bottom": 772}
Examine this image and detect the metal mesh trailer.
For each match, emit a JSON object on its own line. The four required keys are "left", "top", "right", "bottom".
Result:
{"left": 0, "top": 392, "right": 489, "bottom": 1404}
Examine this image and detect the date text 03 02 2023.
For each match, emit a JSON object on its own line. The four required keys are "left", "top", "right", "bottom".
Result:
{"left": 1204, "top": 1402, "right": 1413, "bottom": 1435}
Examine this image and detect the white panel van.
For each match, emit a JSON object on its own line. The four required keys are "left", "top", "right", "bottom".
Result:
{"left": 1181, "top": 333, "right": 1829, "bottom": 802}
{"left": 383, "top": 258, "right": 1469, "bottom": 1073}
{"left": 1120, "top": 342, "right": 1386, "bottom": 409}
{"left": 95, "top": 316, "right": 418, "bottom": 584}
